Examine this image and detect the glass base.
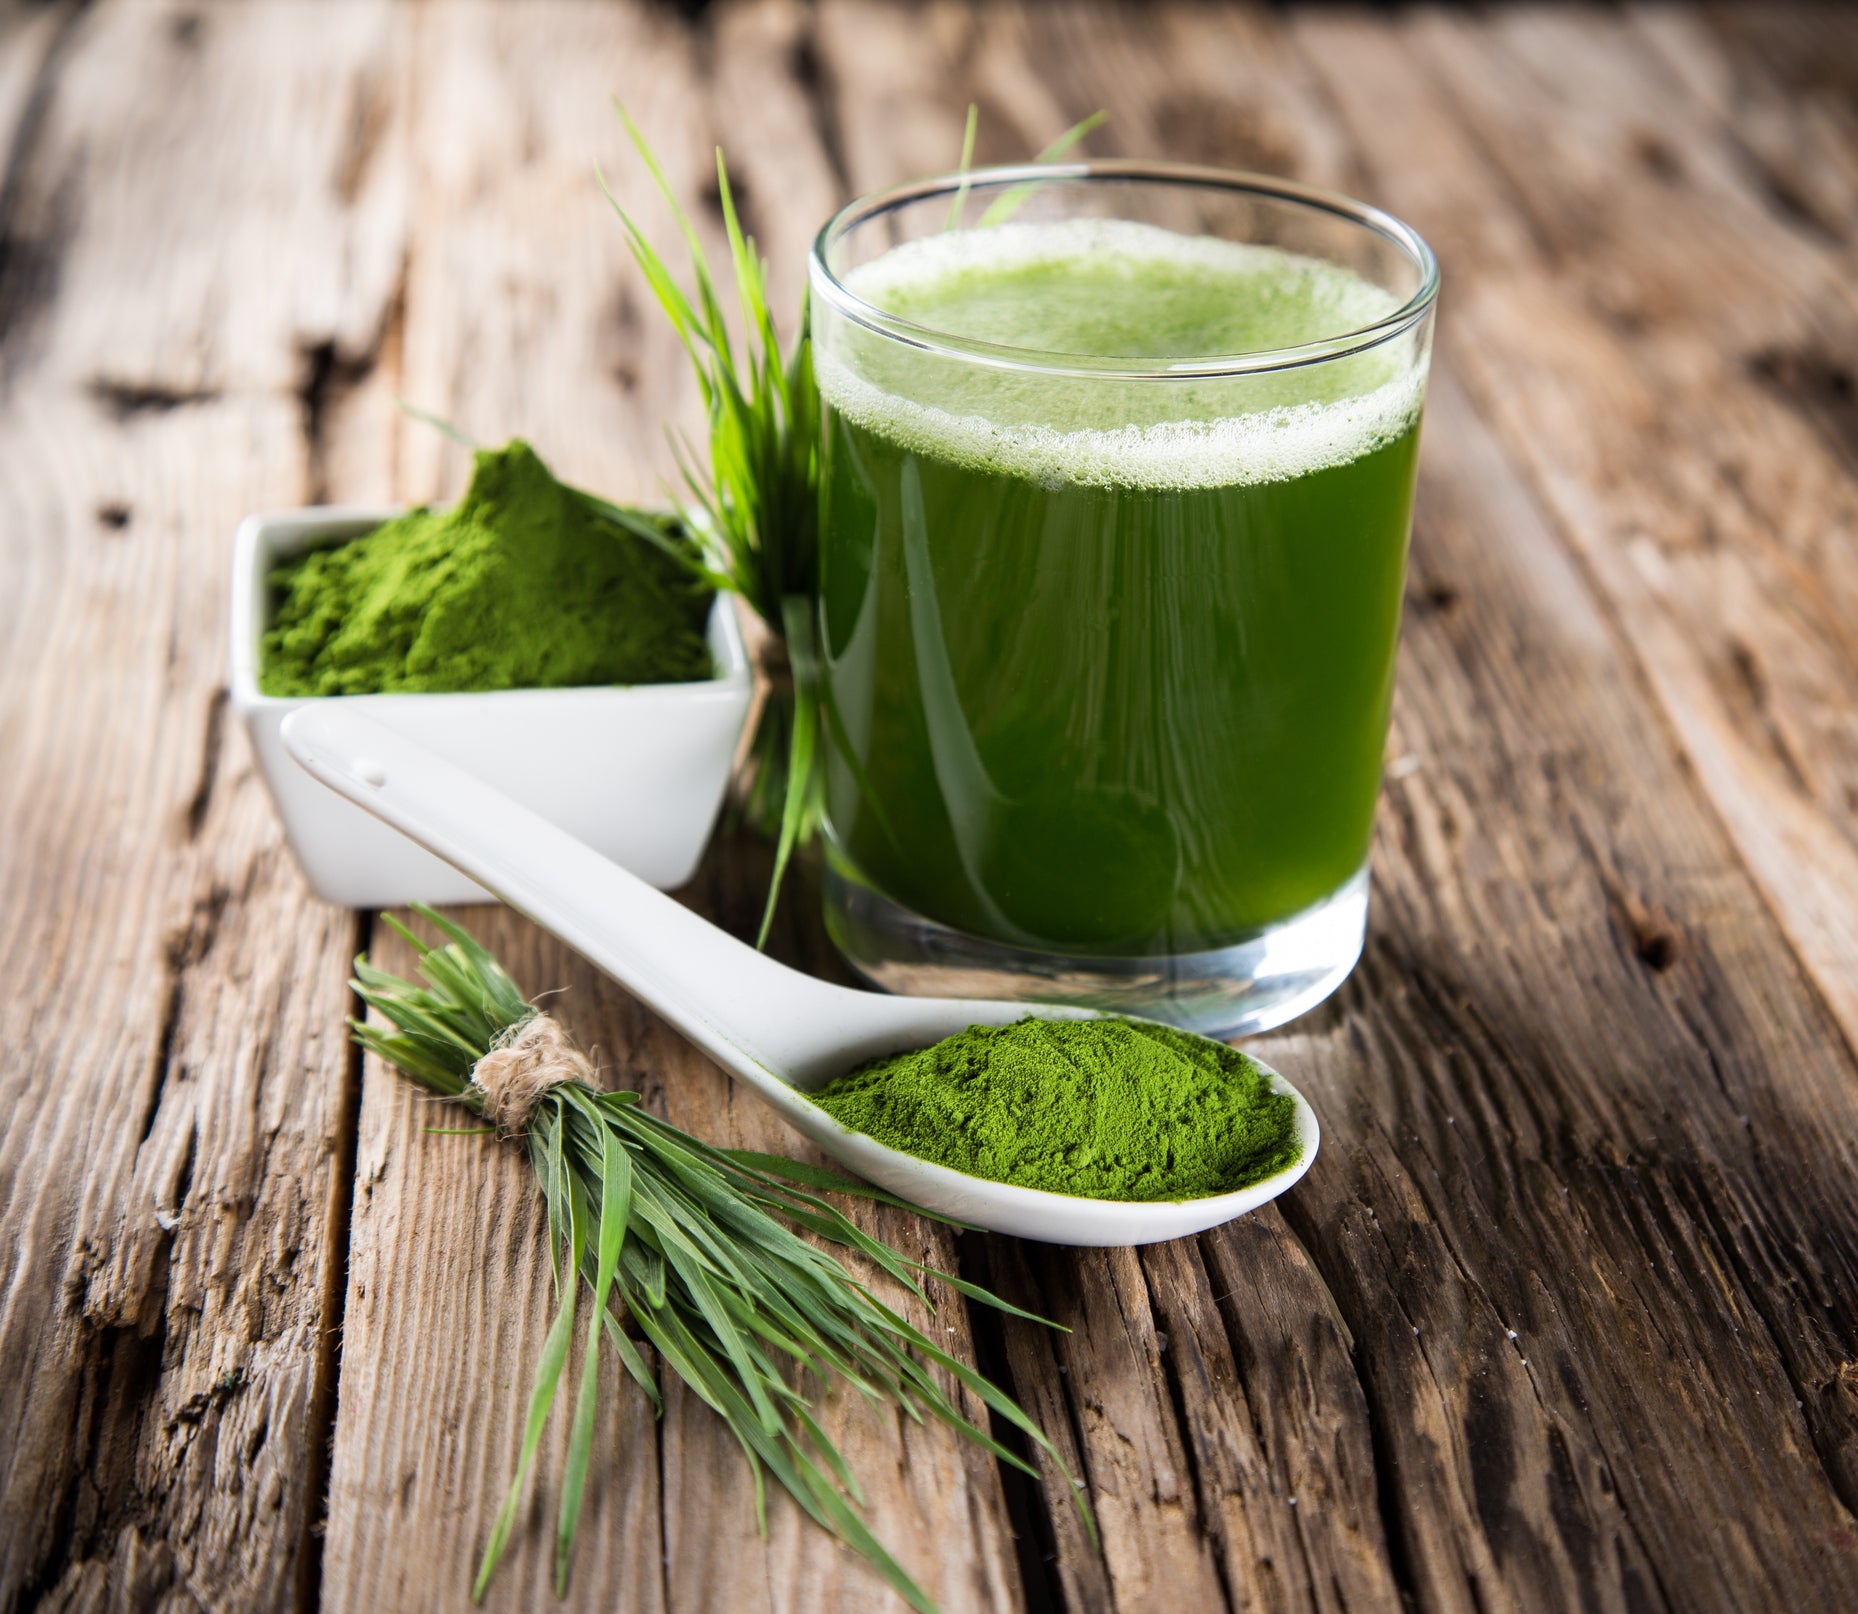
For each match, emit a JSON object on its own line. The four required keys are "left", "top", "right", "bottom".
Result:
{"left": 823, "top": 860, "right": 1369, "bottom": 1040}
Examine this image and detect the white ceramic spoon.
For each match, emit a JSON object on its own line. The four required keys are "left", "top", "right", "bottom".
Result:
{"left": 283, "top": 705, "right": 1318, "bottom": 1245}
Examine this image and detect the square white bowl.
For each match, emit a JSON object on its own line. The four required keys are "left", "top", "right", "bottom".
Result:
{"left": 231, "top": 506, "right": 753, "bottom": 908}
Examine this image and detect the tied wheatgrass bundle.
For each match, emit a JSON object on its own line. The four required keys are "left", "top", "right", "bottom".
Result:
{"left": 351, "top": 906, "right": 1092, "bottom": 1609}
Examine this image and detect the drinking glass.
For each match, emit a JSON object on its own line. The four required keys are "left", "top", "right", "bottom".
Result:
{"left": 807, "top": 162, "right": 1438, "bottom": 1036}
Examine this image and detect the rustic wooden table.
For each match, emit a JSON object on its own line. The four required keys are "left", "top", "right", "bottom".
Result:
{"left": 6, "top": 2, "right": 1858, "bottom": 1610}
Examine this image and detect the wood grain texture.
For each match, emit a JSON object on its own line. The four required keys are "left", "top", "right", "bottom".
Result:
{"left": 1306, "top": 2, "right": 1858, "bottom": 1059}
{"left": 322, "top": 912, "right": 669, "bottom": 1614}
{"left": 318, "top": 8, "right": 1022, "bottom": 1609}
{"left": 327, "top": 883, "right": 1026, "bottom": 1614}
{"left": 807, "top": 11, "right": 1428, "bottom": 1611}
{"left": 9, "top": 5, "right": 1858, "bottom": 1613}
{"left": 0, "top": 2, "right": 402, "bottom": 1607}
{"left": 815, "top": 4, "right": 1858, "bottom": 1611}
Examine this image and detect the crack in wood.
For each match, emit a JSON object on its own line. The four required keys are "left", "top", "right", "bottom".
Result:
{"left": 1748, "top": 344, "right": 1858, "bottom": 483}
{"left": 1276, "top": 1195, "right": 1440, "bottom": 1614}
{"left": 135, "top": 879, "right": 235, "bottom": 1156}
{"left": 138, "top": 968, "right": 185, "bottom": 1151}
{"left": 1679, "top": 1169, "right": 1858, "bottom": 1528}
{"left": 1134, "top": 1250, "right": 1238, "bottom": 1614}
{"left": 976, "top": 1238, "right": 1112, "bottom": 1612}
{"left": 20, "top": 1237, "right": 178, "bottom": 1612}
{"left": 1571, "top": 819, "right": 1689, "bottom": 979}
{"left": 298, "top": 249, "right": 405, "bottom": 506}
{"left": 183, "top": 689, "right": 229, "bottom": 845}
{"left": 298, "top": 340, "right": 375, "bottom": 507}
{"left": 956, "top": 1232, "right": 1071, "bottom": 1614}
{"left": 88, "top": 377, "right": 222, "bottom": 421}
{"left": 299, "top": 908, "right": 371, "bottom": 1614}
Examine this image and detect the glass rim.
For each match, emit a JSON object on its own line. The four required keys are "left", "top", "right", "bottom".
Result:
{"left": 808, "top": 159, "right": 1440, "bottom": 381}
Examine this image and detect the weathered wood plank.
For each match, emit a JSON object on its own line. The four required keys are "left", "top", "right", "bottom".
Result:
{"left": 1658, "top": 4, "right": 1858, "bottom": 247}
{"left": 1029, "top": 1245, "right": 1231, "bottom": 1610}
{"left": 1187, "top": 1217, "right": 1401, "bottom": 1614}
{"left": 1270, "top": 365, "right": 1858, "bottom": 1611}
{"left": 1269, "top": 19, "right": 1858, "bottom": 1603}
{"left": 389, "top": 0, "right": 705, "bottom": 510}
{"left": 323, "top": 912, "right": 669, "bottom": 1614}
{"left": 1201, "top": 10, "right": 1858, "bottom": 1607}
{"left": 811, "top": 11, "right": 1421, "bottom": 1613}
{"left": 14, "top": 6, "right": 1858, "bottom": 1614}
{"left": 1328, "top": 3, "right": 1858, "bottom": 1060}
{"left": 322, "top": 7, "right": 1024, "bottom": 1609}
{"left": 803, "top": 6, "right": 1858, "bottom": 1613}
{"left": 0, "top": 2, "right": 406, "bottom": 1608}
{"left": 657, "top": 851, "right": 1025, "bottom": 1614}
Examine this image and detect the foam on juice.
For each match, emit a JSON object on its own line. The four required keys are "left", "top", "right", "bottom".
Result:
{"left": 817, "top": 218, "right": 1425, "bottom": 492}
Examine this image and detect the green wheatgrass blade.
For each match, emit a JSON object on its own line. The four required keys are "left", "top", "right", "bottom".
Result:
{"left": 945, "top": 103, "right": 981, "bottom": 229}
{"left": 614, "top": 106, "right": 738, "bottom": 373}
{"left": 347, "top": 1022, "right": 458, "bottom": 1091}
{"left": 717, "top": 1149, "right": 919, "bottom": 1203}
{"left": 602, "top": 110, "right": 717, "bottom": 355}
{"left": 473, "top": 1179, "right": 584, "bottom": 1600}
{"left": 627, "top": 1179, "right": 788, "bottom": 1435}
{"left": 797, "top": 1457, "right": 938, "bottom": 1614}
{"left": 541, "top": 1111, "right": 571, "bottom": 1298}
{"left": 767, "top": 1193, "right": 932, "bottom": 1295}
{"left": 796, "top": 1404, "right": 866, "bottom": 1504}
{"left": 974, "top": 109, "right": 1108, "bottom": 227}
{"left": 601, "top": 1310, "right": 662, "bottom": 1412}
{"left": 618, "top": 1230, "right": 667, "bottom": 1308}
{"left": 601, "top": 111, "right": 822, "bottom": 938}
{"left": 556, "top": 1120, "right": 631, "bottom": 1592}
{"left": 908, "top": 1265, "right": 1062, "bottom": 1330}
{"left": 758, "top": 597, "right": 822, "bottom": 948}
{"left": 716, "top": 153, "right": 783, "bottom": 384}
{"left": 353, "top": 912, "right": 1096, "bottom": 1607}
{"left": 395, "top": 397, "right": 480, "bottom": 447}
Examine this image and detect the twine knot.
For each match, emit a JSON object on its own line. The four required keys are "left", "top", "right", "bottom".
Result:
{"left": 470, "top": 1014, "right": 594, "bottom": 1136}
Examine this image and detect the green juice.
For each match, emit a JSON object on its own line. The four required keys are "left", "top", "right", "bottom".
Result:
{"left": 816, "top": 220, "right": 1425, "bottom": 957}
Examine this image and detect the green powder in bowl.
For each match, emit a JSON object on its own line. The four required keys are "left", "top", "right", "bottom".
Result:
{"left": 811, "top": 1016, "right": 1302, "bottom": 1202}
{"left": 260, "top": 440, "right": 713, "bottom": 696}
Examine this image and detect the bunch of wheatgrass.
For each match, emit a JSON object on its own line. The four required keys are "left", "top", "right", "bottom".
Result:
{"left": 596, "top": 105, "right": 1103, "bottom": 943}
{"left": 596, "top": 107, "right": 822, "bottom": 944}
{"left": 351, "top": 906, "right": 1091, "bottom": 1609}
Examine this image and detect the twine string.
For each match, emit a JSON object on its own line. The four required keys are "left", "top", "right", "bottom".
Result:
{"left": 470, "top": 1014, "right": 594, "bottom": 1136}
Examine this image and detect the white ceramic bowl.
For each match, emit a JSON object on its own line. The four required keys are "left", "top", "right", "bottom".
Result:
{"left": 230, "top": 506, "right": 753, "bottom": 908}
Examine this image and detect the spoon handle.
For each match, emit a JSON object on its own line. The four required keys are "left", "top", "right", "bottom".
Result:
{"left": 281, "top": 705, "right": 848, "bottom": 1083}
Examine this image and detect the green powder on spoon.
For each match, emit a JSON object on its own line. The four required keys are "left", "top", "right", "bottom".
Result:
{"left": 261, "top": 439, "right": 713, "bottom": 697}
{"left": 811, "top": 1016, "right": 1302, "bottom": 1202}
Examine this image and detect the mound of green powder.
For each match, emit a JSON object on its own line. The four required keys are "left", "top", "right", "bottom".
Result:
{"left": 812, "top": 1017, "right": 1302, "bottom": 1202}
{"left": 260, "top": 440, "right": 714, "bottom": 696}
